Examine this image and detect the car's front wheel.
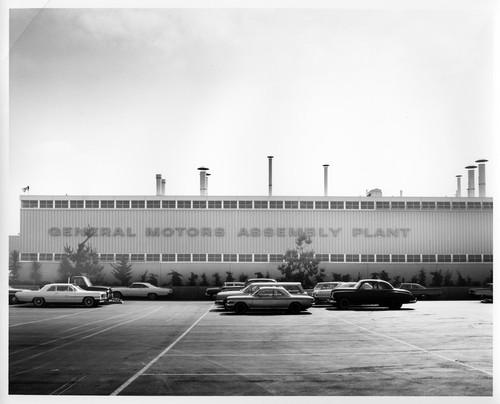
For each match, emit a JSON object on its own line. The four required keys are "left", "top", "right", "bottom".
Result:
{"left": 113, "top": 291, "right": 123, "bottom": 299}
{"left": 33, "top": 297, "right": 45, "bottom": 307}
{"left": 148, "top": 293, "right": 158, "bottom": 300}
{"left": 10, "top": 295, "right": 19, "bottom": 304}
{"left": 83, "top": 297, "right": 95, "bottom": 308}
{"left": 338, "top": 297, "right": 350, "bottom": 310}
{"left": 234, "top": 302, "right": 248, "bottom": 314}
{"left": 288, "top": 302, "right": 302, "bottom": 314}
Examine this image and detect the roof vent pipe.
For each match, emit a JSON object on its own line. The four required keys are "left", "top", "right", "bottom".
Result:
{"left": 267, "top": 156, "right": 274, "bottom": 196}
{"left": 161, "top": 179, "right": 166, "bottom": 196}
{"left": 465, "top": 165, "right": 477, "bottom": 197}
{"left": 455, "top": 175, "right": 462, "bottom": 197}
{"left": 323, "top": 164, "right": 329, "bottom": 196}
{"left": 156, "top": 174, "right": 162, "bottom": 196}
{"left": 475, "top": 159, "right": 488, "bottom": 197}
{"left": 198, "top": 167, "right": 209, "bottom": 196}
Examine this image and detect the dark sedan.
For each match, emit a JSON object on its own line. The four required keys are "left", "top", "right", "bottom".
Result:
{"left": 330, "top": 279, "right": 417, "bottom": 310}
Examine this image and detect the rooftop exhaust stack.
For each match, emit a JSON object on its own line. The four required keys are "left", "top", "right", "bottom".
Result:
{"left": 455, "top": 175, "right": 462, "bottom": 197}
{"left": 198, "top": 167, "right": 209, "bottom": 196}
{"left": 156, "top": 174, "right": 162, "bottom": 196}
{"left": 323, "top": 164, "right": 329, "bottom": 196}
{"left": 206, "top": 173, "right": 211, "bottom": 195}
{"left": 161, "top": 179, "right": 166, "bottom": 196}
{"left": 267, "top": 156, "right": 274, "bottom": 196}
{"left": 475, "top": 159, "right": 488, "bottom": 197}
{"left": 465, "top": 165, "right": 477, "bottom": 197}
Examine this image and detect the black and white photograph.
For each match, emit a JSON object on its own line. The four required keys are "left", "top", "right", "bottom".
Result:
{"left": 2, "top": 0, "right": 497, "bottom": 403}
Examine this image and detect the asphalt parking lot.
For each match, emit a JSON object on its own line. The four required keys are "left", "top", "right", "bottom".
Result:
{"left": 8, "top": 299, "right": 494, "bottom": 399}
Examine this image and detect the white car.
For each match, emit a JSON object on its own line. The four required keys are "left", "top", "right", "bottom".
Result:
{"left": 15, "top": 283, "right": 108, "bottom": 308}
{"left": 112, "top": 282, "right": 174, "bottom": 300}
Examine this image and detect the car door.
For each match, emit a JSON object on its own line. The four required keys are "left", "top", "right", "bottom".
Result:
{"left": 252, "top": 289, "right": 275, "bottom": 308}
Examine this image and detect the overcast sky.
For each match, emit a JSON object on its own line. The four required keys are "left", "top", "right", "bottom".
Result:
{"left": 4, "top": 1, "right": 498, "bottom": 235}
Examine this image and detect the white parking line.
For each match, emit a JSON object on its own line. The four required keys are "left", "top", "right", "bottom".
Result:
{"left": 110, "top": 305, "right": 213, "bottom": 396}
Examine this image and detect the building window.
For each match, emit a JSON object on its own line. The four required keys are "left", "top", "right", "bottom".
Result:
{"left": 239, "top": 254, "right": 253, "bottom": 262}
{"left": 422, "top": 202, "right": 436, "bottom": 210}
{"left": 147, "top": 200, "right": 161, "bottom": 209}
{"left": 254, "top": 254, "right": 268, "bottom": 262}
{"left": 223, "top": 201, "right": 237, "bottom": 209}
{"left": 346, "top": 254, "right": 359, "bottom": 262}
{"left": 315, "top": 254, "right": 329, "bottom": 261}
{"left": 331, "top": 254, "right": 344, "bottom": 262}
{"left": 115, "top": 254, "right": 129, "bottom": 261}
{"left": 116, "top": 200, "right": 130, "bottom": 209}
{"left": 467, "top": 202, "right": 482, "bottom": 210}
{"left": 100, "top": 254, "right": 114, "bottom": 262}
{"left": 361, "top": 201, "right": 374, "bottom": 210}
{"left": 422, "top": 254, "right": 436, "bottom": 262}
{"left": 177, "top": 200, "right": 191, "bottom": 209}
{"left": 39, "top": 253, "right": 53, "bottom": 261}
{"left": 483, "top": 202, "right": 493, "bottom": 210}
{"left": 85, "top": 200, "right": 99, "bottom": 208}
{"left": 193, "top": 201, "right": 207, "bottom": 209}
{"left": 376, "top": 254, "right": 390, "bottom": 262}
{"left": 406, "top": 202, "right": 421, "bottom": 210}
{"left": 269, "top": 254, "right": 283, "bottom": 263}
{"left": 193, "top": 254, "right": 207, "bottom": 262}
{"left": 223, "top": 254, "right": 237, "bottom": 262}
{"left": 55, "top": 200, "right": 69, "bottom": 209}
{"left": 484, "top": 254, "right": 493, "bottom": 262}
{"left": 285, "top": 201, "right": 298, "bottom": 209}
{"left": 300, "top": 201, "right": 314, "bottom": 209}
{"left": 208, "top": 201, "right": 222, "bottom": 209}
{"left": 70, "top": 200, "right": 84, "bottom": 209}
{"left": 146, "top": 254, "right": 160, "bottom": 262}
{"left": 452, "top": 202, "right": 466, "bottom": 210}
{"left": 254, "top": 201, "right": 268, "bottom": 209}
{"left": 437, "top": 201, "right": 451, "bottom": 210}
{"left": 208, "top": 254, "right": 222, "bottom": 262}
{"left": 162, "top": 254, "right": 176, "bottom": 262}
{"left": 391, "top": 201, "right": 405, "bottom": 210}
{"left": 21, "top": 200, "right": 38, "bottom": 208}
{"left": 361, "top": 254, "right": 375, "bottom": 262}
{"left": 54, "top": 253, "right": 65, "bottom": 261}
{"left": 437, "top": 255, "right": 451, "bottom": 262}
{"left": 131, "top": 200, "right": 145, "bottom": 209}
{"left": 101, "top": 200, "right": 114, "bottom": 209}
{"left": 468, "top": 254, "right": 482, "bottom": 262}
{"left": 131, "top": 254, "right": 145, "bottom": 262}
{"left": 315, "top": 201, "right": 329, "bottom": 209}
{"left": 177, "top": 254, "right": 191, "bottom": 261}
{"left": 330, "top": 201, "right": 344, "bottom": 209}
{"left": 407, "top": 255, "right": 421, "bottom": 263}
{"left": 161, "top": 200, "right": 175, "bottom": 209}
{"left": 239, "top": 201, "right": 253, "bottom": 209}
{"left": 20, "top": 253, "right": 38, "bottom": 261}
{"left": 345, "top": 201, "right": 359, "bottom": 209}
{"left": 376, "top": 202, "right": 390, "bottom": 210}
{"left": 453, "top": 254, "right": 467, "bottom": 262}
{"left": 40, "top": 200, "right": 53, "bottom": 208}
{"left": 391, "top": 255, "right": 406, "bottom": 263}
{"left": 270, "top": 201, "right": 283, "bottom": 209}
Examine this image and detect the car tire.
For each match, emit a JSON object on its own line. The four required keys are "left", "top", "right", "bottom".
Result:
{"left": 113, "top": 291, "right": 123, "bottom": 299}
{"left": 148, "top": 293, "right": 158, "bottom": 300}
{"left": 83, "top": 297, "right": 95, "bottom": 308}
{"left": 288, "top": 302, "right": 302, "bottom": 314}
{"left": 338, "top": 298, "right": 350, "bottom": 310}
{"left": 234, "top": 302, "right": 248, "bottom": 314}
{"left": 389, "top": 299, "right": 402, "bottom": 310}
{"left": 33, "top": 297, "right": 45, "bottom": 307}
{"left": 10, "top": 295, "right": 19, "bottom": 304}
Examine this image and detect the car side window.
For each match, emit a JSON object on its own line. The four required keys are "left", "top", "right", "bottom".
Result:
{"left": 47, "top": 286, "right": 56, "bottom": 292}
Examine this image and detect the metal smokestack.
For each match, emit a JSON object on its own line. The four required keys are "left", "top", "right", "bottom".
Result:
{"left": 198, "top": 167, "right": 209, "bottom": 196}
{"left": 206, "top": 173, "right": 211, "bottom": 195}
{"left": 267, "top": 156, "right": 274, "bottom": 196}
{"left": 475, "top": 159, "right": 488, "bottom": 197}
{"left": 455, "top": 175, "right": 462, "bottom": 197}
{"left": 161, "top": 179, "right": 166, "bottom": 196}
{"left": 323, "top": 164, "right": 329, "bottom": 196}
{"left": 156, "top": 174, "right": 162, "bottom": 196}
{"left": 465, "top": 165, "right": 477, "bottom": 197}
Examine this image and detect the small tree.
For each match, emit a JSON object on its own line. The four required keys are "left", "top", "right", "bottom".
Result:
{"left": 200, "top": 273, "right": 209, "bottom": 286}
{"left": 188, "top": 272, "right": 199, "bottom": 286}
{"left": 30, "top": 261, "right": 42, "bottom": 285}
{"left": 444, "top": 270, "right": 454, "bottom": 286}
{"left": 238, "top": 273, "right": 249, "bottom": 283}
{"left": 212, "top": 272, "right": 222, "bottom": 286}
{"left": 111, "top": 257, "right": 133, "bottom": 286}
{"left": 430, "top": 270, "right": 443, "bottom": 287}
{"left": 168, "top": 270, "right": 183, "bottom": 286}
{"left": 418, "top": 269, "right": 427, "bottom": 286}
{"left": 9, "top": 250, "right": 22, "bottom": 284}
{"left": 139, "top": 270, "right": 149, "bottom": 282}
{"left": 225, "top": 271, "right": 235, "bottom": 282}
{"left": 147, "top": 273, "right": 159, "bottom": 286}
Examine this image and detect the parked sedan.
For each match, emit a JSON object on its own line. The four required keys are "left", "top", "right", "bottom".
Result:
{"left": 9, "top": 287, "right": 33, "bottom": 304}
{"left": 112, "top": 282, "right": 173, "bottom": 300}
{"left": 469, "top": 283, "right": 493, "bottom": 300}
{"left": 330, "top": 279, "right": 417, "bottom": 310}
{"left": 398, "top": 283, "right": 443, "bottom": 299}
{"left": 225, "top": 286, "right": 314, "bottom": 314}
{"left": 312, "top": 282, "right": 342, "bottom": 304}
{"left": 14, "top": 283, "right": 107, "bottom": 308}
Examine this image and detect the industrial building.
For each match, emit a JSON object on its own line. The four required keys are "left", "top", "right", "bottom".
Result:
{"left": 9, "top": 159, "right": 493, "bottom": 286}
